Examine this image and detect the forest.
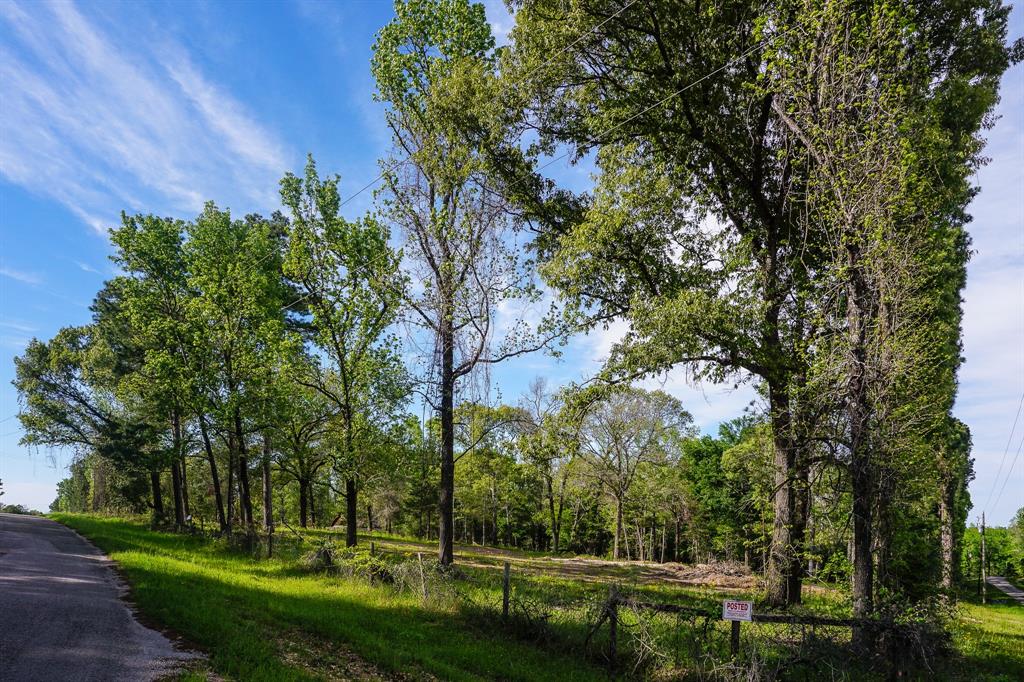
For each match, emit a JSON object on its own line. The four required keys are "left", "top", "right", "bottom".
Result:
{"left": 10, "top": 0, "right": 1023, "bottom": 678}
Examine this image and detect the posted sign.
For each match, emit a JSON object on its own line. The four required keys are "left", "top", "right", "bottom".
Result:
{"left": 722, "top": 600, "right": 753, "bottom": 621}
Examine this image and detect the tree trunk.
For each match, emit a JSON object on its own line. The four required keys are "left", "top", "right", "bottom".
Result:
{"left": 170, "top": 459, "right": 185, "bottom": 528}
{"left": 939, "top": 476, "right": 956, "bottom": 592}
{"left": 766, "top": 386, "right": 804, "bottom": 606}
{"left": 234, "top": 408, "right": 253, "bottom": 530}
{"left": 309, "top": 481, "right": 316, "bottom": 527}
{"left": 170, "top": 410, "right": 186, "bottom": 527}
{"left": 613, "top": 497, "right": 623, "bottom": 560}
{"left": 180, "top": 454, "right": 190, "bottom": 519}
{"left": 150, "top": 470, "right": 164, "bottom": 521}
{"left": 299, "top": 477, "right": 309, "bottom": 528}
{"left": 367, "top": 503, "right": 374, "bottom": 533}
{"left": 846, "top": 246, "right": 874, "bottom": 649}
{"left": 262, "top": 433, "right": 273, "bottom": 532}
{"left": 199, "top": 416, "right": 226, "bottom": 531}
{"left": 346, "top": 478, "right": 358, "bottom": 547}
{"left": 438, "top": 314, "right": 456, "bottom": 566}
{"left": 226, "top": 440, "right": 236, "bottom": 534}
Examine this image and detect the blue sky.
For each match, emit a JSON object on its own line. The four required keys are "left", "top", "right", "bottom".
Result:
{"left": 1, "top": 1, "right": 1021, "bottom": 525}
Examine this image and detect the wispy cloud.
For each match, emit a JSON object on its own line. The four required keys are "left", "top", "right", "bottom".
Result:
{"left": 0, "top": 320, "right": 37, "bottom": 333}
{"left": 0, "top": 334, "right": 33, "bottom": 350}
{"left": 73, "top": 260, "right": 103, "bottom": 275}
{"left": 0, "top": 0, "right": 292, "bottom": 235}
{"left": 0, "top": 266, "right": 42, "bottom": 286}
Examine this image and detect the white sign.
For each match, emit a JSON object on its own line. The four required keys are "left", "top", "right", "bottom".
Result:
{"left": 722, "top": 600, "right": 753, "bottom": 621}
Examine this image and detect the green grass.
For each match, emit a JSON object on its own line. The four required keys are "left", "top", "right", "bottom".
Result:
{"left": 52, "top": 514, "right": 606, "bottom": 681}
{"left": 51, "top": 514, "right": 1024, "bottom": 681}
{"left": 949, "top": 596, "right": 1024, "bottom": 681}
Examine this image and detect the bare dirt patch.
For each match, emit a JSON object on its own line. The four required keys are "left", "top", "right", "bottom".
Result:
{"left": 366, "top": 535, "right": 755, "bottom": 590}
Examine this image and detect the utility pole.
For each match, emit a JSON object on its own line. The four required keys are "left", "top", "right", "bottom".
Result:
{"left": 981, "top": 512, "right": 987, "bottom": 605}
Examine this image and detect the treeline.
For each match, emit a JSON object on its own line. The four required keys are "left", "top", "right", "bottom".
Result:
{"left": 962, "top": 510, "right": 1024, "bottom": 586}
{"left": 14, "top": 0, "right": 1020, "bottom": 640}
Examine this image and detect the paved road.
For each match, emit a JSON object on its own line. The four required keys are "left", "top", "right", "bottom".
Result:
{"left": 987, "top": 575, "right": 1024, "bottom": 605}
{"left": 0, "top": 513, "right": 196, "bottom": 681}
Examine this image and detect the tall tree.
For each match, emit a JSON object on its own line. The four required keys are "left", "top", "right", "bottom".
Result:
{"left": 185, "top": 204, "right": 289, "bottom": 533}
{"left": 494, "top": 0, "right": 825, "bottom": 604}
{"left": 517, "top": 378, "right": 578, "bottom": 553}
{"left": 372, "top": 0, "right": 552, "bottom": 565}
{"left": 765, "top": 0, "right": 1017, "bottom": 631}
{"left": 110, "top": 214, "right": 197, "bottom": 528}
{"left": 280, "top": 157, "right": 408, "bottom": 547}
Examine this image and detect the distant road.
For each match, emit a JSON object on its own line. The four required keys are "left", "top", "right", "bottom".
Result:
{"left": 986, "top": 576, "right": 1024, "bottom": 605}
{"left": 0, "top": 513, "right": 195, "bottom": 681}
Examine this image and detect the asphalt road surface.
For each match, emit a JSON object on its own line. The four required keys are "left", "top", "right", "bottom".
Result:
{"left": 987, "top": 575, "right": 1024, "bottom": 605}
{"left": 0, "top": 513, "right": 196, "bottom": 681}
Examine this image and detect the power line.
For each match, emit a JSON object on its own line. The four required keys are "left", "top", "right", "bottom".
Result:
{"left": 991, "top": 428, "right": 1024, "bottom": 515}
{"left": 528, "top": 30, "right": 785, "bottom": 177}
{"left": 984, "top": 389, "right": 1024, "bottom": 513}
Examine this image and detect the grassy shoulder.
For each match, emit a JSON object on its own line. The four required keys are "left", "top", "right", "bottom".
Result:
{"left": 951, "top": 595, "right": 1024, "bottom": 681}
{"left": 51, "top": 514, "right": 606, "bottom": 682}
{"left": 51, "top": 514, "right": 1024, "bottom": 681}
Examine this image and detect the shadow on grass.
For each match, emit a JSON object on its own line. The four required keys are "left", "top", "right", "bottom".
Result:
{"left": 53, "top": 515, "right": 607, "bottom": 682}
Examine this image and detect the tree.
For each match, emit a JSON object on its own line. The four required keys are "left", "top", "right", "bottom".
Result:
{"left": 494, "top": 0, "right": 828, "bottom": 604}
{"left": 280, "top": 156, "right": 408, "bottom": 546}
{"left": 273, "top": 380, "right": 333, "bottom": 528}
{"left": 517, "top": 378, "right": 579, "bottom": 553}
{"left": 184, "top": 204, "right": 289, "bottom": 533}
{"left": 764, "top": 0, "right": 1016, "bottom": 631}
{"left": 576, "top": 387, "right": 692, "bottom": 559}
{"left": 110, "top": 214, "right": 198, "bottom": 528}
{"left": 938, "top": 418, "right": 972, "bottom": 592}
{"left": 372, "top": 0, "right": 552, "bottom": 565}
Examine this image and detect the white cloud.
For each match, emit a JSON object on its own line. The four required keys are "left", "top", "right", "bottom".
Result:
{"left": 0, "top": 320, "right": 37, "bottom": 333}
{"left": 0, "top": 266, "right": 42, "bottom": 286}
{"left": 955, "top": 56, "right": 1024, "bottom": 526}
{"left": 73, "top": 261, "right": 103, "bottom": 275}
{"left": 483, "top": 0, "right": 514, "bottom": 46}
{"left": 0, "top": 335, "right": 32, "bottom": 350}
{"left": 0, "top": 0, "right": 292, "bottom": 236}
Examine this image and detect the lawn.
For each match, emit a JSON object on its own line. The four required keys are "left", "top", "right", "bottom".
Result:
{"left": 51, "top": 514, "right": 1024, "bottom": 681}
{"left": 51, "top": 514, "right": 607, "bottom": 681}
{"left": 950, "top": 598, "right": 1024, "bottom": 681}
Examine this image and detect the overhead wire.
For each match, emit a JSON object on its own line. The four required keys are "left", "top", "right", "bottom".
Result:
{"left": 984, "top": 390, "right": 1024, "bottom": 513}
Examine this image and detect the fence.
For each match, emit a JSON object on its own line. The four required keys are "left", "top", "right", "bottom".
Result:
{"left": 586, "top": 587, "right": 932, "bottom": 677}
{"left": 255, "top": 535, "right": 941, "bottom": 679}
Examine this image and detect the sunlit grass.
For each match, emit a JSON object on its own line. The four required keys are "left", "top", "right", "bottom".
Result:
{"left": 52, "top": 514, "right": 605, "bottom": 681}
{"left": 51, "top": 514, "right": 1023, "bottom": 681}
{"left": 950, "top": 599, "right": 1024, "bottom": 681}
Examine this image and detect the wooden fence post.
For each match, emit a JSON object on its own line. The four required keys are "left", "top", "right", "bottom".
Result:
{"left": 417, "top": 552, "right": 427, "bottom": 601}
{"left": 502, "top": 561, "right": 511, "bottom": 622}
{"left": 608, "top": 586, "right": 618, "bottom": 674}
{"left": 730, "top": 620, "right": 740, "bottom": 657}
{"left": 370, "top": 541, "right": 376, "bottom": 557}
